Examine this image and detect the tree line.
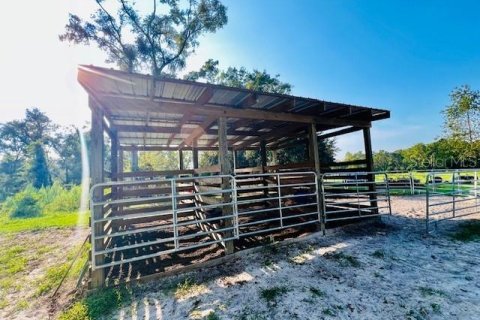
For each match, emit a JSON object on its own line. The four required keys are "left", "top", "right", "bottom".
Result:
{"left": 346, "top": 85, "right": 480, "bottom": 172}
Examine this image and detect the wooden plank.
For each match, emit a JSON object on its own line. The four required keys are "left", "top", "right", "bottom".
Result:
{"left": 193, "top": 147, "right": 199, "bottom": 169}
{"left": 115, "top": 169, "right": 194, "bottom": 178}
{"left": 193, "top": 165, "right": 220, "bottom": 174}
{"left": 309, "top": 123, "right": 324, "bottom": 234}
{"left": 114, "top": 124, "right": 260, "bottom": 137}
{"left": 363, "top": 127, "right": 378, "bottom": 214}
{"left": 83, "top": 84, "right": 373, "bottom": 127}
{"left": 317, "top": 126, "right": 363, "bottom": 140}
{"left": 218, "top": 117, "right": 234, "bottom": 254}
{"left": 179, "top": 116, "right": 218, "bottom": 149}
{"left": 89, "top": 97, "right": 105, "bottom": 288}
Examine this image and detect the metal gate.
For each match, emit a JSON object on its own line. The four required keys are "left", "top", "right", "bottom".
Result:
{"left": 90, "top": 170, "right": 394, "bottom": 270}
{"left": 426, "top": 170, "right": 480, "bottom": 232}
{"left": 90, "top": 175, "right": 238, "bottom": 270}
{"left": 321, "top": 172, "right": 391, "bottom": 222}
{"left": 235, "top": 172, "right": 321, "bottom": 237}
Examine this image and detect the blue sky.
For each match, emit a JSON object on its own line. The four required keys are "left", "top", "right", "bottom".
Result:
{"left": 0, "top": 0, "right": 479, "bottom": 158}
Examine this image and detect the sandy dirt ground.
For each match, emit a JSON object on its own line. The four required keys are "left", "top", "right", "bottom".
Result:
{"left": 107, "top": 196, "right": 480, "bottom": 320}
{"left": 0, "top": 227, "right": 89, "bottom": 320}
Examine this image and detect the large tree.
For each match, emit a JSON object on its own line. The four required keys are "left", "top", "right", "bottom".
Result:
{"left": 59, "top": 0, "right": 228, "bottom": 76}
{"left": 0, "top": 108, "right": 58, "bottom": 194}
{"left": 442, "top": 85, "right": 480, "bottom": 142}
{"left": 53, "top": 127, "right": 83, "bottom": 185}
{"left": 184, "top": 59, "right": 292, "bottom": 94}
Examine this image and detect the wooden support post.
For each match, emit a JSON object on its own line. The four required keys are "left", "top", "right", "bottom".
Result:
{"left": 192, "top": 147, "right": 199, "bottom": 169}
{"left": 363, "top": 128, "right": 378, "bottom": 214}
{"left": 233, "top": 150, "right": 237, "bottom": 170}
{"left": 260, "top": 140, "right": 269, "bottom": 197}
{"left": 309, "top": 123, "right": 325, "bottom": 234}
{"left": 90, "top": 98, "right": 105, "bottom": 288}
{"left": 110, "top": 130, "right": 118, "bottom": 181}
{"left": 260, "top": 140, "right": 267, "bottom": 169}
{"left": 131, "top": 147, "right": 138, "bottom": 172}
{"left": 218, "top": 117, "right": 235, "bottom": 254}
{"left": 118, "top": 149, "right": 124, "bottom": 178}
{"left": 179, "top": 150, "right": 184, "bottom": 170}
{"left": 110, "top": 130, "right": 119, "bottom": 219}
{"left": 271, "top": 149, "right": 278, "bottom": 165}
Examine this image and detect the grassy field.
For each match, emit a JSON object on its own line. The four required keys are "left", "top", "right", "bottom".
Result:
{"left": 0, "top": 211, "right": 88, "bottom": 233}
{"left": 0, "top": 195, "right": 90, "bottom": 319}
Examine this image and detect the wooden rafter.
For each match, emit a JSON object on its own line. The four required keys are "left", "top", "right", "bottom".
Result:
{"left": 234, "top": 122, "right": 307, "bottom": 150}
{"left": 178, "top": 116, "right": 218, "bottom": 149}
{"left": 166, "top": 87, "right": 214, "bottom": 146}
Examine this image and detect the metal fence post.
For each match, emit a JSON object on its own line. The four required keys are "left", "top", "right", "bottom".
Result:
{"left": 171, "top": 179, "right": 178, "bottom": 249}
{"left": 425, "top": 173, "right": 430, "bottom": 233}
{"left": 276, "top": 173, "right": 283, "bottom": 228}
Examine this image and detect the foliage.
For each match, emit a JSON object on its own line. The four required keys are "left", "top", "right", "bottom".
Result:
{"left": 0, "top": 109, "right": 84, "bottom": 199}
{"left": 185, "top": 59, "right": 292, "bottom": 94}
{"left": 59, "top": 286, "right": 132, "bottom": 320}
{"left": 0, "top": 246, "right": 27, "bottom": 276}
{"left": 138, "top": 150, "right": 192, "bottom": 171}
{"left": 1, "top": 183, "right": 81, "bottom": 216}
{"left": 59, "top": 0, "right": 228, "bottom": 76}
{"left": 259, "top": 286, "right": 289, "bottom": 303}
{"left": 442, "top": 85, "right": 480, "bottom": 142}
{"left": 2, "top": 186, "right": 42, "bottom": 218}
{"left": 451, "top": 222, "right": 480, "bottom": 242}
{"left": 53, "top": 127, "right": 84, "bottom": 185}
{"left": 26, "top": 142, "right": 52, "bottom": 188}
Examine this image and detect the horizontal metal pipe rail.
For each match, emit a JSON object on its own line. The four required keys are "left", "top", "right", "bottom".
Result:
{"left": 425, "top": 170, "right": 480, "bottom": 233}
{"left": 90, "top": 175, "right": 238, "bottom": 270}
{"left": 320, "top": 171, "right": 392, "bottom": 223}
{"left": 234, "top": 171, "right": 321, "bottom": 237}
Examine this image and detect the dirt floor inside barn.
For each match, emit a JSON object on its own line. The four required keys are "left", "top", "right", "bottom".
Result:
{"left": 99, "top": 196, "right": 480, "bottom": 320}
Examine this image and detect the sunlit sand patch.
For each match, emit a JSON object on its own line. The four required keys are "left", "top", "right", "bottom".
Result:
{"left": 216, "top": 271, "right": 254, "bottom": 288}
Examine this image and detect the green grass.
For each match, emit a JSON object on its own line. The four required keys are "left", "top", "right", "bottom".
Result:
{"left": 0, "top": 211, "right": 88, "bottom": 233}
{"left": 174, "top": 278, "right": 208, "bottom": 300}
{"left": 0, "top": 245, "right": 28, "bottom": 276}
{"left": 371, "top": 249, "right": 386, "bottom": 259}
{"left": 418, "top": 286, "right": 446, "bottom": 297}
{"left": 309, "top": 287, "right": 325, "bottom": 297}
{"left": 206, "top": 312, "right": 221, "bottom": 320}
{"left": 259, "top": 286, "right": 289, "bottom": 303}
{"left": 59, "top": 286, "right": 132, "bottom": 320}
{"left": 324, "top": 252, "right": 361, "bottom": 268}
{"left": 452, "top": 222, "right": 480, "bottom": 242}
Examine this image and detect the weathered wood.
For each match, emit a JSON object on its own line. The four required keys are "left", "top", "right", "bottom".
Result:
{"left": 179, "top": 150, "right": 184, "bottom": 170}
{"left": 120, "top": 145, "right": 257, "bottom": 152}
{"left": 260, "top": 141, "right": 267, "bottom": 168}
{"left": 131, "top": 147, "right": 138, "bottom": 172}
{"left": 90, "top": 98, "right": 105, "bottom": 288}
{"left": 192, "top": 147, "right": 199, "bottom": 169}
{"left": 83, "top": 85, "right": 372, "bottom": 127}
{"left": 115, "top": 169, "right": 194, "bottom": 179}
{"left": 309, "top": 123, "right": 324, "bottom": 234}
{"left": 317, "top": 126, "right": 363, "bottom": 140}
{"left": 193, "top": 165, "right": 220, "bottom": 174}
{"left": 363, "top": 127, "right": 378, "bottom": 214}
{"left": 218, "top": 117, "right": 234, "bottom": 254}
{"left": 114, "top": 124, "right": 261, "bottom": 137}
{"left": 179, "top": 116, "right": 218, "bottom": 149}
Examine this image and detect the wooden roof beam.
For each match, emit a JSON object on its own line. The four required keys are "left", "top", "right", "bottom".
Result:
{"left": 86, "top": 88, "right": 372, "bottom": 127}
{"left": 234, "top": 123, "right": 307, "bottom": 150}
{"left": 113, "top": 124, "right": 260, "bottom": 137}
{"left": 178, "top": 116, "right": 218, "bottom": 150}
